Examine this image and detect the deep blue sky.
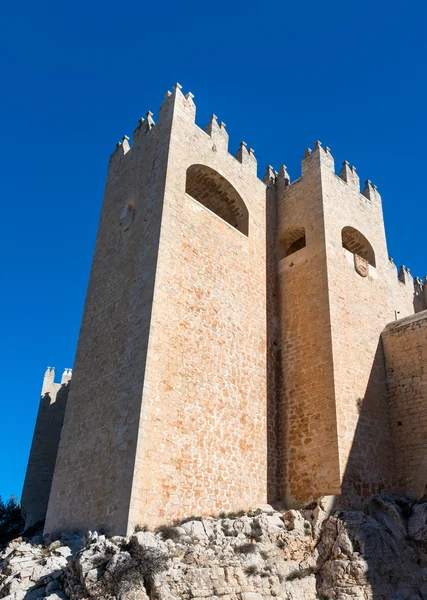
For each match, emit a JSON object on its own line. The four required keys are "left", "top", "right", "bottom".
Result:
{"left": 1, "top": 0, "right": 426, "bottom": 501}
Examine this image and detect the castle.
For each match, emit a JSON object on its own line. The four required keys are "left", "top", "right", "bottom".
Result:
{"left": 21, "top": 84, "right": 427, "bottom": 537}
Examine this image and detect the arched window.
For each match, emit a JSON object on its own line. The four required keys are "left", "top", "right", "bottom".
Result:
{"left": 185, "top": 164, "right": 249, "bottom": 236}
{"left": 341, "top": 226, "right": 376, "bottom": 267}
{"left": 279, "top": 226, "right": 306, "bottom": 260}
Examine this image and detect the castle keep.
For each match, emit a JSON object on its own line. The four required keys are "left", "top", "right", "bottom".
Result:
{"left": 22, "top": 84, "right": 427, "bottom": 536}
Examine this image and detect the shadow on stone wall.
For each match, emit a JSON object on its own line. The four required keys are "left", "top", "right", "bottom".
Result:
{"left": 339, "top": 340, "right": 395, "bottom": 505}
{"left": 315, "top": 339, "right": 427, "bottom": 598}
{"left": 21, "top": 383, "right": 69, "bottom": 529}
{"left": 265, "top": 183, "right": 281, "bottom": 505}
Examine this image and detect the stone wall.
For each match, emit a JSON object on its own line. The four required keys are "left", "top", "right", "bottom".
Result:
{"left": 21, "top": 368, "right": 71, "bottom": 529}
{"left": 277, "top": 142, "right": 424, "bottom": 507}
{"left": 382, "top": 310, "right": 427, "bottom": 498}
{"left": 319, "top": 150, "right": 398, "bottom": 504}
{"left": 128, "top": 88, "right": 270, "bottom": 530}
{"left": 44, "top": 101, "right": 171, "bottom": 537}
{"left": 277, "top": 157, "right": 340, "bottom": 507}
{"left": 45, "top": 86, "right": 271, "bottom": 536}
{"left": 33, "top": 84, "right": 427, "bottom": 536}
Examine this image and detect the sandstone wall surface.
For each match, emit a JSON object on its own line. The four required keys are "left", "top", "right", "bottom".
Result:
{"left": 320, "top": 151, "right": 397, "bottom": 503}
{"left": 383, "top": 310, "right": 427, "bottom": 498}
{"left": 44, "top": 103, "right": 171, "bottom": 536}
{"left": 45, "top": 86, "right": 271, "bottom": 536}
{"left": 277, "top": 155, "right": 340, "bottom": 507}
{"left": 277, "top": 143, "right": 423, "bottom": 508}
{"left": 321, "top": 156, "right": 421, "bottom": 504}
{"left": 128, "top": 88, "right": 270, "bottom": 529}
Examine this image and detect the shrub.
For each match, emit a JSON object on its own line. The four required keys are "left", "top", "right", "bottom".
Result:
{"left": 219, "top": 510, "right": 245, "bottom": 519}
{"left": 157, "top": 525, "right": 181, "bottom": 541}
{"left": 286, "top": 565, "right": 317, "bottom": 581}
{"left": 235, "top": 542, "right": 257, "bottom": 555}
{"left": 0, "top": 495, "right": 24, "bottom": 547}
{"left": 249, "top": 521, "right": 263, "bottom": 542}
{"left": 222, "top": 522, "right": 238, "bottom": 537}
{"left": 102, "top": 541, "right": 168, "bottom": 596}
{"left": 245, "top": 564, "right": 259, "bottom": 576}
{"left": 134, "top": 524, "right": 149, "bottom": 533}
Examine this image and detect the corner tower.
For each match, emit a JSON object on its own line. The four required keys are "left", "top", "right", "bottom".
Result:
{"left": 277, "top": 142, "right": 422, "bottom": 507}
{"left": 44, "top": 85, "right": 271, "bottom": 536}
{"left": 21, "top": 368, "right": 71, "bottom": 529}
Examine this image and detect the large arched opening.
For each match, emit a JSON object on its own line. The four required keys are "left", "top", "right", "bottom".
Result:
{"left": 185, "top": 164, "right": 249, "bottom": 236}
{"left": 341, "top": 226, "right": 376, "bottom": 268}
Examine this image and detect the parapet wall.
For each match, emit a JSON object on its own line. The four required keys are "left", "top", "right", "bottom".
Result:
{"left": 21, "top": 368, "right": 71, "bottom": 529}
{"left": 382, "top": 310, "right": 427, "bottom": 499}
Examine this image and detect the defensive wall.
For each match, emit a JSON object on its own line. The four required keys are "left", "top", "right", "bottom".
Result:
{"left": 20, "top": 83, "right": 427, "bottom": 535}
{"left": 21, "top": 368, "right": 71, "bottom": 529}
{"left": 383, "top": 310, "right": 427, "bottom": 499}
{"left": 276, "top": 141, "right": 425, "bottom": 507}
{"left": 44, "top": 85, "right": 271, "bottom": 536}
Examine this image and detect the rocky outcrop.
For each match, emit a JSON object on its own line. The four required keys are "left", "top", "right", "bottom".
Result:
{"left": 1, "top": 496, "right": 427, "bottom": 600}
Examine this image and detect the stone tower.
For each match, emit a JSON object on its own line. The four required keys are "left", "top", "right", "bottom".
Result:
{"left": 21, "top": 367, "right": 71, "bottom": 529}
{"left": 277, "top": 143, "right": 419, "bottom": 507}
{"left": 23, "top": 84, "right": 427, "bottom": 537}
{"left": 44, "top": 85, "right": 273, "bottom": 536}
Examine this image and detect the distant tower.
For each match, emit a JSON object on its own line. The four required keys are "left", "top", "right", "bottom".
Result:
{"left": 21, "top": 368, "right": 71, "bottom": 529}
{"left": 44, "top": 85, "right": 273, "bottom": 536}
{"left": 276, "top": 143, "right": 418, "bottom": 507}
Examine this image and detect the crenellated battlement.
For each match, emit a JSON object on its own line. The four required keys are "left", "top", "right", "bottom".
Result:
{"left": 270, "top": 140, "right": 382, "bottom": 205}
{"left": 108, "top": 83, "right": 259, "bottom": 178}
{"left": 42, "top": 366, "right": 72, "bottom": 395}
{"left": 24, "top": 82, "right": 427, "bottom": 536}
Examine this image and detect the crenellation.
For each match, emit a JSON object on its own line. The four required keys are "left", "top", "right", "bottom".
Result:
{"left": 414, "top": 277, "right": 425, "bottom": 313}
{"left": 263, "top": 165, "right": 276, "bottom": 185}
{"left": 236, "top": 140, "right": 257, "bottom": 171}
{"left": 398, "top": 264, "right": 413, "bottom": 285}
{"left": 339, "top": 160, "right": 360, "bottom": 190}
{"left": 22, "top": 367, "right": 72, "bottom": 529}
{"left": 61, "top": 368, "right": 72, "bottom": 385}
{"left": 23, "top": 83, "right": 427, "bottom": 537}
{"left": 205, "top": 114, "right": 229, "bottom": 150}
{"left": 301, "top": 140, "right": 334, "bottom": 177}
{"left": 362, "top": 179, "right": 377, "bottom": 201}
{"left": 276, "top": 165, "right": 290, "bottom": 188}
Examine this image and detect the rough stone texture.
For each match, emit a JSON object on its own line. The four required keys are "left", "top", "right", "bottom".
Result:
{"left": 382, "top": 310, "right": 427, "bottom": 498}
{"left": 21, "top": 368, "right": 71, "bottom": 530}
{"left": 3, "top": 497, "right": 427, "bottom": 600}
{"left": 23, "top": 85, "right": 427, "bottom": 537}
{"left": 44, "top": 87, "right": 269, "bottom": 536}
{"left": 277, "top": 143, "right": 425, "bottom": 508}
{"left": 277, "top": 149, "right": 341, "bottom": 507}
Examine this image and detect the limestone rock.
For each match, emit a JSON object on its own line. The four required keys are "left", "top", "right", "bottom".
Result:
{"left": 3, "top": 496, "right": 427, "bottom": 600}
{"left": 255, "top": 504, "right": 275, "bottom": 514}
{"left": 180, "top": 519, "right": 206, "bottom": 538}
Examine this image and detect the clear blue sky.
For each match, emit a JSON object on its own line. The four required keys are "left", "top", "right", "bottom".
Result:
{"left": 1, "top": 0, "right": 426, "bottom": 501}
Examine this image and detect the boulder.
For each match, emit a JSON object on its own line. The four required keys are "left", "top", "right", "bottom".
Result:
{"left": 180, "top": 520, "right": 206, "bottom": 538}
